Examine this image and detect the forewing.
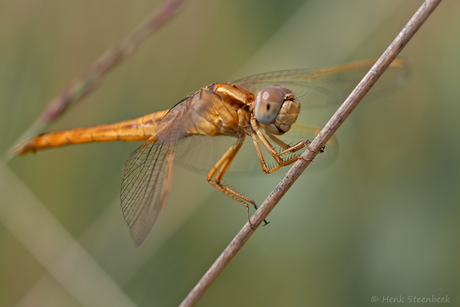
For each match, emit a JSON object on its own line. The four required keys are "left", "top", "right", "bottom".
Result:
{"left": 234, "top": 59, "right": 407, "bottom": 108}
{"left": 120, "top": 103, "right": 187, "bottom": 245}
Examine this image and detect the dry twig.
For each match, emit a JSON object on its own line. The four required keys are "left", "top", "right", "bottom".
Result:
{"left": 179, "top": 0, "right": 442, "bottom": 306}
{"left": 4, "top": 0, "right": 187, "bottom": 163}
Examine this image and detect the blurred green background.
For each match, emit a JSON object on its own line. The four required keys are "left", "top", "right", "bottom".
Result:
{"left": 1, "top": 0, "right": 459, "bottom": 306}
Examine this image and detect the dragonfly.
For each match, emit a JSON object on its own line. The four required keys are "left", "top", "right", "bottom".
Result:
{"left": 15, "top": 59, "right": 406, "bottom": 245}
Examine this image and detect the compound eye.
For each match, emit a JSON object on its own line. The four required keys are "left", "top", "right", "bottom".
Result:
{"left": 254, "top": 86, "right": 284, "bottom": 124}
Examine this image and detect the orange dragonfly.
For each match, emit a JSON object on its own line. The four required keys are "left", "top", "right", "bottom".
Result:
{"left": 15, "top": 59, "right": 406, "bottom": 245}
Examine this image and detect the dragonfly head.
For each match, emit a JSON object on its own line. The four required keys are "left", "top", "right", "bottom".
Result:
{"left": 255, "top": 86, "right": 300, "bottom": 135}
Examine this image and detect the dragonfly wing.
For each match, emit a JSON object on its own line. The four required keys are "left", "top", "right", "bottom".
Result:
{"left": 234, "top": 59, "right": 407, "bottom": 108}
{"left": 174, "top": 124, "right": 338, "bottom": 175}
{"left": 175, "top": 134, "right": 259, "bottom": 175}
{"left": 120, "top": 103, "right": 188, "bottom": 245}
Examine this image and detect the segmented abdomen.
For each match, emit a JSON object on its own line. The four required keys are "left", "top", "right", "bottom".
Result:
{"left": 16, "top": 110, "right": 168, "bottom": 155}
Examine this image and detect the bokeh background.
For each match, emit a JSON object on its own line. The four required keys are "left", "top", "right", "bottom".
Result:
{"left": 1, "top": 0, "right": 459, "bottom": 306}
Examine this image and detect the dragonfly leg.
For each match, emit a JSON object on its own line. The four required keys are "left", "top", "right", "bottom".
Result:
{"left": 267, "top": 132, "right": 312, "bottom": 156}
{"left": 251, "top": 134, "right": 308, "bottom": 173}
{"left": 206, "top": 135, "right": 268, "bottom": 228}
{"left": 266, "top": 132, "right": 290, "bottom": 150}
{"left": 250, "top": 116, "right": 312, "bottom": 174}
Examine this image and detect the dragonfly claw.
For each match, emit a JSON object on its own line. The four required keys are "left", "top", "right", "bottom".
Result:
{"left": 297, "top": 156, "right": 313, "bottom": 162}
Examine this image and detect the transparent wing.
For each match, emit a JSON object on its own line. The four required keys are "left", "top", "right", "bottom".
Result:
{"left": 234, "top": 58, "right": 407, "bottom": 108}
{"left": 120, "top": 102, "right": 188, "bottom": 245}
{"left": 175, "top": 123, "right": 337, "bottom": 176}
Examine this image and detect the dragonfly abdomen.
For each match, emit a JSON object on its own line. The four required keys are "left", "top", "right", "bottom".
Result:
{"left": 16, "top": 110, "right": 168, "bottom": 155}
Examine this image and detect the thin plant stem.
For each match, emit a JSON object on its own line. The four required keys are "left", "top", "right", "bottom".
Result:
{"left": 3, "top": 0, "right": 187, "bottom": 165}
{"left": 179, "top": 0, "right": 442, "bottom": 306}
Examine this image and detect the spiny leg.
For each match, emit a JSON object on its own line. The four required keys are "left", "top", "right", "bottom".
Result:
{"left": 250, "top": 133, "right": 307, "bottom": 174}
{"left": 266, "top": 131, "right": 311, "bottom": 154}
{"left": 268, "top": 134, "right": 313, "bottom": 165}
{"left": 206, "top": 135, "right": 268, "bottom": 228}
{"left": 250, "top": 126, "right": 311, "bottom": 175}
{"left": 249, "top": 115, "right": 312, "bottom": 171}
